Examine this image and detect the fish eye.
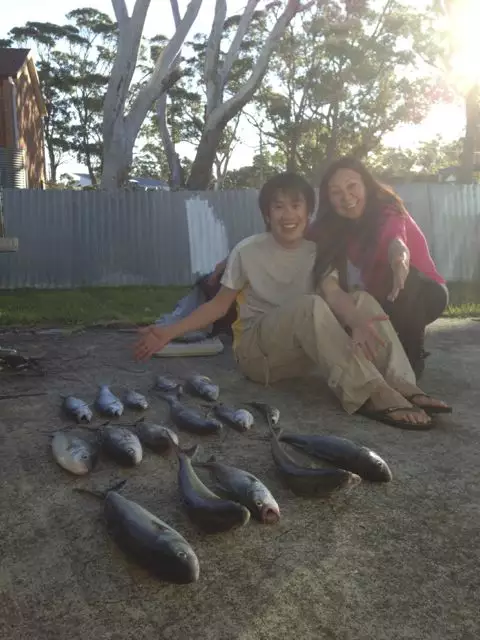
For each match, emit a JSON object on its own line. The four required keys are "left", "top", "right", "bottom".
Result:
{"left": 81, "top": 454, "right": 89, "bottom": 460}
{"left": 255, "top": 500, "right": 263, "bottom": 507}
{"left": 177, "top": 551, "right": 187, "bottom": 559}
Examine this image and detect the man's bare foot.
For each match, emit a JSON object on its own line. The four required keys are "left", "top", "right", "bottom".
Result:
{"left": 388, "top": 378, "right": 451, "bottom": 412}
{"left": 364, "top": 386, "right": 432, "bottom": 427}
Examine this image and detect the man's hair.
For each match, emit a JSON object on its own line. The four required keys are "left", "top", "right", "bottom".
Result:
{"left": 258, "top": 172, "right": 315, "bottom": 227}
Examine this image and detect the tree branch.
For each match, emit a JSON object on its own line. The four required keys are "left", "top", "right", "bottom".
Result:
{"left": 221, "top": 0, "right": 259, "bottom": 84}
{"left": 207, "top": 0, "right": 319, "bottom": 131}
{"left": 205, "top": 0, "right": 227, "bottom": 115}
{"left": 112, "top": 0, "right": 129, "bottom": 26}
{"left": 126, "top": 0, "right": 202, "bottom": 140}
{"left": 103, "top": 0, "right": 151, "bottom": 147}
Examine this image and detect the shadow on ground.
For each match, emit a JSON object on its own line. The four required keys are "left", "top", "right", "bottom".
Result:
{"left": 0, "top": 319, "right": 479, "bottom": 640}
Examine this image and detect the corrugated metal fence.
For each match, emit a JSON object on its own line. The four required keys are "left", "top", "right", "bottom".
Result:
{"left": 0, "top": 183, "right": 479, "bottom": 289}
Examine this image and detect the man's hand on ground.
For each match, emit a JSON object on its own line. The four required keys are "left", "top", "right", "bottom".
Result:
{"left": 134, "top": 325, "right": 173, "bottom": 361}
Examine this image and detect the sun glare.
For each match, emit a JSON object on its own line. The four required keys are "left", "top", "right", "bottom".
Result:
{"left": 448, "top": 0, "right": 480, "bottom": 90}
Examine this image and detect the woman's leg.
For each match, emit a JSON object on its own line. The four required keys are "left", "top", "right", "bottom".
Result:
{"left": 381, "top": 268, "right": 449, "bottom": 376}
{"left": 236, "top": 293, "right": 433, "bottom": 426}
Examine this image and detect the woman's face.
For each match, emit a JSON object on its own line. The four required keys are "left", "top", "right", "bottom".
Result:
{"left": 327, "top": 168, "right": 367, "bottom": 220}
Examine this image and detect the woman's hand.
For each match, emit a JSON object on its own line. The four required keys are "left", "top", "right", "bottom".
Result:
{"left": 351, "top": 315, "right": 389, "bottom": 361}
{"left": 134, "top": 325, "right": 173, "bottom": 362}
{"left": 388, "top": 256, "right": 409, "bottom": 302}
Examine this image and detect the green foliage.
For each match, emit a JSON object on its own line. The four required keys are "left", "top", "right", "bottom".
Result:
{"left": 254, "top": 0, "right": 449, "bottom": 181}
{"left": 1, "top": 1, "right": 462, "bottom": 188}
{"left": 368, "top": 136, "right": 463, "bottom": 178}
{"left": 6, "top": 12, "right": 116, "bottom": 184}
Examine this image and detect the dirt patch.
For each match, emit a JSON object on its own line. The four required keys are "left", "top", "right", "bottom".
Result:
{"left": 0, "top": 320, "right": 479, "bottom": 640}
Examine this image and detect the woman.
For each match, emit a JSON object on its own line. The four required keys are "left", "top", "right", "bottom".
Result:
{"left": 310, "top": 156, "right": 448, "bottom": 378}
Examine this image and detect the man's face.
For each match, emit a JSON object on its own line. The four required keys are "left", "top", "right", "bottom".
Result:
{"left": 267, "top": 190, "right": 309, "bottom": 248}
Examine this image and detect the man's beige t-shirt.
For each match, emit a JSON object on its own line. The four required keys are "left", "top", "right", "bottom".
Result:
{"left": 220, "top": 232, "right": 316, "bottom": 349}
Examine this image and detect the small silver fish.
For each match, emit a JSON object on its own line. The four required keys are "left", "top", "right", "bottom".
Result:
{"left": 95, "top": 385, "right": 124, "bottom": 417}
{"left": 102, "top": 426, "right": 143, "bottom": 466}
{"left": 185, "top": 374, "right": 219, "bottom": 402}
{"left": 63, "top": 395, "right": 93, "bottom": 423}
{"left": 124, "top": 389, "right": 149, "bottom": 410}
{"left": 135, "top": 420, "right": 179, "bottom": 454}
{"left": 213, "top": 404, "right": 254, "bottom": 432}
{"left": 195, "top": 457, "right": 280, "bottom": 524}
{"left": 154, "top": 375, "right": 183, "bottom": 395}
{"left": 51, "top": 431, "right": 97, "bottom": 475}
{"left": 248, "top": 402, "right": 280, "bottom": 426}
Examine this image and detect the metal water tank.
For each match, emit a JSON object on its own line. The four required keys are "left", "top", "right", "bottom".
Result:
{"left": 0, "top": 148, "right": 27, "bottom": 188}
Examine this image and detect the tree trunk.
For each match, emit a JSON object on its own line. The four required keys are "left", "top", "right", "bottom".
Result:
{"left": 101, "top": 0, "right": 202, "bottom": 189}
{"left": 47, "top": 145, "right": 57, "bottom": 183}
{"left": 101, "top": 123, "right": 134, "bottom": 188}
{"left": 458, "top": 84, "right": 479, "bottom": 184}
{"left": 186, "top": 127, "right": 223, "bottom": 189}
{"left": 187, "top": 0, "right": 316, "bottom": 190}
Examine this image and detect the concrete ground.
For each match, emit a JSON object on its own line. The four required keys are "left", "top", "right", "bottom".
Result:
{"left": 0, "top": 319, "right": 479, "bottom": 640}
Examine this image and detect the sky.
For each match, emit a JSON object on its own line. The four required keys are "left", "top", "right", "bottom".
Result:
{"left": 1, "top": 0, "right": 467, "bottom": 178}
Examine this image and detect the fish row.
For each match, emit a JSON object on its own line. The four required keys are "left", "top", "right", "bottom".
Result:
{"left": 63, "top": 385, "right": 148, "bottom": 423}
{"left": 51, "top": 419, "right": 178, "bottom": 474}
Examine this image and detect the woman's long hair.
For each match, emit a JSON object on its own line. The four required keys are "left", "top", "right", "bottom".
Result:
{"left": 313, "top": 156, "right": 408, "bottom": 289}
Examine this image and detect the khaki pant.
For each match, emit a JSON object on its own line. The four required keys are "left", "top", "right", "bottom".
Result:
{"left": 235, "top": 291, "right": 416, "bottom": 414}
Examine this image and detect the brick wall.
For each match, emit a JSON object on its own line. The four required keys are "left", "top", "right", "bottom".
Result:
{"left": 14, "top": 63, "right": 45, "bottom": 187}
{"left": 0, "top": 78, "right": 14, "bottom": 148}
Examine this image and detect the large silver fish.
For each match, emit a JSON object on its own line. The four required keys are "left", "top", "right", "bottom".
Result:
{"left": 51, "top": 431, "right": 97, "bottom": 475}
{"left": 95, "top": 385, "right": 124, "bottom": 417}
{"left": 124, "top": 389, "right": 149, "bottom": 410}
{"left": 195, "top": 457, "right": 280, "bottom": 524}
{"left": 279, "top": 434, "right": 393, "bottom": 483}
{"left": 170, "top": 441, "right": 250, "bottom": 534}
{"left": 76, "top": 481, "right": 200, "bottom": 584}
{"left": 62, "top": 395, "right": 93, "bottom": 423}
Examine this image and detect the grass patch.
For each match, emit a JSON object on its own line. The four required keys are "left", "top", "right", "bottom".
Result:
{"left": 0, "top": 286, "right": 189, "bottom": 328}
{"left": 444, "top": 281, "right": 480, "bottom": 318}
{"left": 0, "top": 281, "right": 479, "bottom": 328}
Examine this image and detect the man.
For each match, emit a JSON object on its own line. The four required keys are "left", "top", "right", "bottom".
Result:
{"left": 135, "top": 172, "right": 451, "bottom": 428}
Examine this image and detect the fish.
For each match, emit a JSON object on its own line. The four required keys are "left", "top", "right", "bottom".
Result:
{"left": 62, "top": 395, "right": 93, "bottom": 423}
{"left": 101, "top": 425, "right": 143, "bottom": 466}
{"left": 185, "top": 374, "right": 220, "bottom": 402}
{"left": 265, "top": 420, "right": 360, "bottom": 497}
{"left": 279, "top": 434, "right": 392, "bottom": 483}
{"left": 194, "top": 456, "right": 280, "bottom": 524}
{"left": 248, "top": 402, "right": 280, "bottom": 426}
{"left": 154, "top": 375, "right": 183, "bottom": 396}
{"left": 51, "top": 431, "right": 97, "bottom": 475}
{"left": 95, "top": 385, "right": 124, "bottom": 417}
{"left": 213, "top": 403, "right": 254, "bottom": 432}
{"left": 160, "top": 394, "right": 223, "bottom": 435}
{"left": 75, "top": 480, "right": 200, "bottom": 584}
{"left": 134, "top": 418, "right": 179, "bottom": 454}
{"left": 124, "top": 389, "right": 149, "bottom": 410}
{"left": 169, "top": 439, "right": 250, "bottom": 534}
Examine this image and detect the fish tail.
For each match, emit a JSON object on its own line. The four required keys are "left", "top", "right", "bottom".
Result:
{"left": 167, "top": 434, "right": 200, "bottom": 461}
{"left": 74, "top": 478, "right": 127, "bottom": 500}
{"left": 191, "top": 452, "right": 215, "bottom": 468}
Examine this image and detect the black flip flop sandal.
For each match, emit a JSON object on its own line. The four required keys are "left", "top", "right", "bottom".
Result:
{"left": 405, "top": 394, "right": 452, "bottom": 416}
{"left": 357, "top": 405, "right": 434, "bottom": 430}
